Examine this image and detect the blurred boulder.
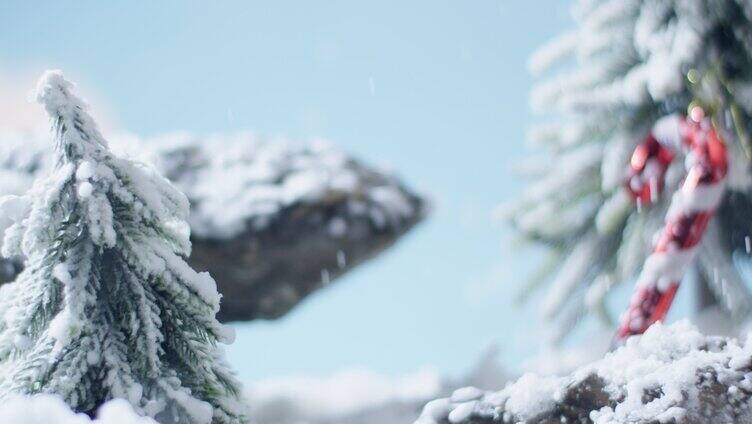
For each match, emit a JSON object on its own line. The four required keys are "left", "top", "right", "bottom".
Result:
{"left": 0, "top": 131, "right": 428, "bottom": 321}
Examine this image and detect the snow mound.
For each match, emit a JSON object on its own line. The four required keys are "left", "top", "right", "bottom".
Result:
{"left": 417, "top": 321, "right": 752, "bottom": 423}
{"left": 0, "top": 395, "right": 155, "bottom": 424}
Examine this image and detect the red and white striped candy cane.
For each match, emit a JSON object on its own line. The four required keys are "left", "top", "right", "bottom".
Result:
{"left": 615, "top": 107, "right": 729, "bottom": 342}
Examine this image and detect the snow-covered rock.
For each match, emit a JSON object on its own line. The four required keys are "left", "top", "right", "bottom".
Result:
{"left": 0, "top": 130, "right": 427, "bottom": 321}
{"left": 417, "top": 321, "right": 752, "bottom": 423}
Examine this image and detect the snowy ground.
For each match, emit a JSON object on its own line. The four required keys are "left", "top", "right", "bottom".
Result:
{"left": 0, "top": 395, "right": 154, "bottom": 424}
{"left": 11, "top": 320, "right": 752, "bottom": 423}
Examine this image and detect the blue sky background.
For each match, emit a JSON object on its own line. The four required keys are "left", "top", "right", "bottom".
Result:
{"left": 0, "top": 1, "right": 692, "bottom": 383}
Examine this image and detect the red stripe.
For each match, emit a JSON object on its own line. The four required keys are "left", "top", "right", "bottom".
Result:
{"left": 614, "top": 114, "right": 726, "bottom": 343}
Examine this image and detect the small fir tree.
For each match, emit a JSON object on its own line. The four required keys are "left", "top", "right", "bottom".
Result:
{"left": 0, "top": 71, "right": 247, "bottom": 423}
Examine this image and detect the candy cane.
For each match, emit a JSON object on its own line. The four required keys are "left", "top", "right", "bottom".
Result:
{"left": 615, "top": 107, "right": 728, "bottom": 342}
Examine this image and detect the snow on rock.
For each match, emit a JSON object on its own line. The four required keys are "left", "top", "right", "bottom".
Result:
{"left": 0, "top": 395, "right": 155, "bottom": 423}
{"left": 0, "top": 130, "right": 425, "bottom": 241}
{"left": 138, "top": 132, "right": 424, "bottom": 241}
{"left": 0, "top": 195, "right": 29, "bottom": 256}
{"left": 417, "top": 321, "right": 752, "bottom": 423}
{"left": 0, "top": 130, "right": 427, "bottom": 321}
{"left": 0, "top": 131, "right": 46, "bottom": 272}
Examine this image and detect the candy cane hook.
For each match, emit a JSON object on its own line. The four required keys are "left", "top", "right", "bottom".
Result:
{"left": 615, "top": 107, "right": 728, "bottom": 342}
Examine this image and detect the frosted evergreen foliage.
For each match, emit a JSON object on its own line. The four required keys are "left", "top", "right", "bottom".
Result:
{"left": 0, "top": 71, "right": 247, "bottom": 423}
{"left": 509, "top": 0, "right": 752, "bottom": 342}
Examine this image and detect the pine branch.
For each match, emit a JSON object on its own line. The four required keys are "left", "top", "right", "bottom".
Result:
{"left": 508, "top": 0, "right": 752, "bottom": 342}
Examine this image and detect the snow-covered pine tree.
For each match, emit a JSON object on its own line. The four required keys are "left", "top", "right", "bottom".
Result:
{"left": 0, "top": 71, "right": 247, "bottom": 423}
{"left": 508, "top": 0, "right": 752, "bottom": 342}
